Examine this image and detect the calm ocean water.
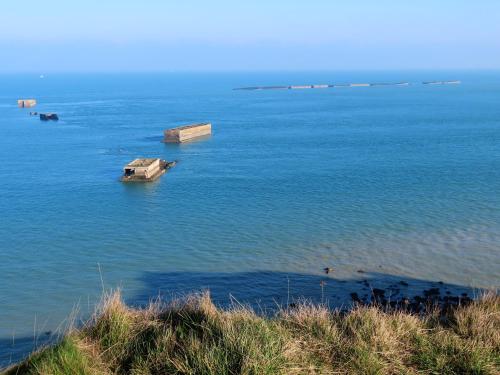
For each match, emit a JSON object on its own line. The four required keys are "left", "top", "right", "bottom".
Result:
{"left": 1, "top": 71, "right": 499, "bottom": 365}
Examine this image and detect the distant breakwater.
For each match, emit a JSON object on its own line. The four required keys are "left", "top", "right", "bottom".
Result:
{"left": 234, "top": 80, "right": 461, "bottom": 91}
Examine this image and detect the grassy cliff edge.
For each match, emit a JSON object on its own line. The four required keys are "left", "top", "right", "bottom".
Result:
{"left": 4, "top": 291, "right": 499, "bottom": 374}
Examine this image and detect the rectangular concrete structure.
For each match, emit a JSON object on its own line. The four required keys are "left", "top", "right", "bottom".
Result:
{"left": 18, "top": 99, "right": 37, "bottom": 108}
{"left": 121, "top": 158, "right": 176, "bottom": 182}
{"left": 123, "top": 158, "right": 161, "bottom": 180}
{"left": 163, "top": 123, "right": 212, "bottom": 143}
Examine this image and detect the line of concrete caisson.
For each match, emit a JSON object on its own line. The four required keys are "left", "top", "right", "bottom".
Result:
{"left": 234, "top": 80, "right": 461, "bottom": 91}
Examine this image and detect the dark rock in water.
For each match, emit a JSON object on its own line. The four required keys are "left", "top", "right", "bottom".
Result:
{"left": 350, "top": 292, "right": 362, "bottom": 303}
{"left": 414, "top": 295, "right": 425, "bottom": 304}
{"left": 399, "top": 280, "right": 409, "bottom": 287}
{"left": 345, "top": 283, "right": 477, "bottom": 315}
{"left": 40, "top": 113, "right": 59, "bottom": 121}
{"left": 388, "top": 288, "right": 400, "bottom": 296}
{"left": 371, "top": 288, "right": 386, "bottom": 304}
{"left": 424, "top": 288, "right": 440, "bottom": 297}
{"left": 323, "top": 267, "right": 334, "bottom": 274}
{"left": 438, "top": 281, "right": 444, "bottom": 285}
{"left": 461, "top": 296, "right": 473, "bottom": 304}
{"left": 357, "top": 269, "right": 365, "bottom": 273}
{"left": 444, "top": 296, "right": 459, "bottom": 304}
{"left": 342, "top": 284, "right": 474, "bottom": 315}
{"left": 441, "top": 295, "right": 473, "bottom": 313}
{"left": 411, "top": 302, "right": 423, "bottom": 313}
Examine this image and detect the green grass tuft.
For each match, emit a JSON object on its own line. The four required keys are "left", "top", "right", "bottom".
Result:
{"left": 4, "top": 336, "right": 103, "bottom": 375}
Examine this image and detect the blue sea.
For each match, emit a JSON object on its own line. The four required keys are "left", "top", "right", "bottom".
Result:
{"left": 1, "top": 71, "right": 499, "bottom": 366}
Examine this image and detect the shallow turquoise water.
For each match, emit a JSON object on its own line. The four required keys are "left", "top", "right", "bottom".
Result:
{"left": 1, "top": 72, "right": 499, "bottom": 365}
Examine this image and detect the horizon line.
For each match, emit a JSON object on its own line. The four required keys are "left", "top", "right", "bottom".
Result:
{"left": 1, "top": 68, "right": 500, "bottom": 75}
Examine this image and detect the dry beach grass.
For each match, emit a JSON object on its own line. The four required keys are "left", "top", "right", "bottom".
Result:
{"left": 4, "top": 291, "right": 499, "bottom": 374}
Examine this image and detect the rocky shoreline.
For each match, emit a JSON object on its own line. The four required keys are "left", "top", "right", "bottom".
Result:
{"left": 348, "top": 278, "right": 474, "bottom": 315}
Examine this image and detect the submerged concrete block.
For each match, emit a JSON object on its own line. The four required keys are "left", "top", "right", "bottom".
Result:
{"left": 18, "top": 99, "right": 37, "bottom": 108}
{"left": 163, "top": 123, "right": 212, "bottom": 143}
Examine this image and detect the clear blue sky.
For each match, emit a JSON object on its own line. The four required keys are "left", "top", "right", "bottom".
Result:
{"left": 1, "top": 0, "right": 499, "bottom": 72}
